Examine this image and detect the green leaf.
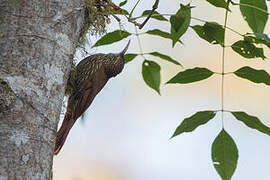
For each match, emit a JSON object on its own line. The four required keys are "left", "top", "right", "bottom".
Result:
{"left": 170, "top": 4, "right": 191, "bottom": 47}
{"left": 149, "top": 52, "right": 183, "bottom": 66}
{"left": 205, "top": 0, "right": 229, "bottom": 10}
{"left": 125, "top": 54, "right": 138, "bottom": 64}
{"left": 234, "top": 66, "right": 270, "bottom": 85}
{"left": 191, "top": 22, "right": 224, "bottom": 46}
{"left": 119, "top": 0, "right": 127, "bottom": 7}
{"left": 232, "top": 111, "right": 270, "bottom": 136}
{"left": 142, "top": 60, "right": 161, "bottom": 94}
{"left": 191, "top": 25, "right": 206, "bottom": 39}
{"left": 166, "top": 67, "right": 214, "bottom": 84}
{"left": 146, "top": 29, "right": 183, "bottom": 44}
{"left": 239, "top": 0, "right": 268, "bottom": 33}
{"left": 254, "top": 33, "right": 270, "bottom": 48}
{"left": 171, "top": 111, "right": 216, "bottom": 138}
{"left": 255, "top": 33, "right": 270, "bottom": 43}
{"left": 212, "top": 129, "right": 238, "bottom": 180}
{"left": 231, "top": 40, "right": 266, "bottom": 59}
{"left": 92, "top": 30, "right": 131, "bottom": 47}
{"left": 244, "top": 33, "right": 270, "bottom": 48}
{"left": 142, "top": 10, "right": 168, "bottom": 21}
{"left": 146, "top": 29, "right": 171, "bottom": 38}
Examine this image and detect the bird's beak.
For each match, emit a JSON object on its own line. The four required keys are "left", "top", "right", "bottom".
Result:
{"left": 120, "top": 40, "right": 131, "bottom": 55}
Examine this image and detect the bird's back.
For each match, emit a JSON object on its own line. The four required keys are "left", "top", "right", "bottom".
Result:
{"left": 54, "top": 40, "right": 130, "bottom": 155}
{"left": 54, "top": 55, "right": 109, "bottom": 155}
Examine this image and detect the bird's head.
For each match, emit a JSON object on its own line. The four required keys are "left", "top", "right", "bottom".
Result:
{"left": 111, "top": 40, "right": 131, "bottom": 62}
{"left": 104, "top": 40, "right": 131, "bottom": 77}
{"left": 119, "top": 40, "right": 130, "bottom": 58}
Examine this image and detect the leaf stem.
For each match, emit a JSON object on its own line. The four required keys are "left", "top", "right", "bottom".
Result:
{"left": 190, "top": 17, "right": 243, "bottom": 37}
{"left": 216, "top": 109, "right": 232, "bottom": 113}
{"left": 190, "top": 16, "right": 208, "bottom": 23}
{"left": 131, "top": 32, "right": 146, "bottom": 35}
{"left": 225, "top": 26, "right": 243, "bottom": 37}
{"left": 129, "top": 0, "right": 142, "bottom": 17}
{"left": 134, "top": 25, "right": 146, "bottom": 60}
{"left": 131, "top": 13, "right": 173, "bottom": 20}
{"left": 131, "top": 14, "right": 243, "bottom": 37}
{"left": 221, "top": 0, "right": 231, "bottom": 128}
{"left": 214, "top": 72, "right": 234, "bottom": 75}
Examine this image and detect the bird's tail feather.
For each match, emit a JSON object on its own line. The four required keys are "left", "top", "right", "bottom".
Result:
{"left": 54, "top": 114, "right": 75, "bottom": 155}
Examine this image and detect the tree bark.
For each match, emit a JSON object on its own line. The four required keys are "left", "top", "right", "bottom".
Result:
{"left": 0, "top": 0, "right": 85, "bottom": 179}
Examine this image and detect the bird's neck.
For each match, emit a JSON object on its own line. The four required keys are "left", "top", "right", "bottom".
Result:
{"left": 105, "top": 55, "right": 124, "bottom": 78}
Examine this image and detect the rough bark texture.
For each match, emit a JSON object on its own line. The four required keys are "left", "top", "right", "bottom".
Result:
{"left": 0, "top": 0, "right": 85, "bottom": 179}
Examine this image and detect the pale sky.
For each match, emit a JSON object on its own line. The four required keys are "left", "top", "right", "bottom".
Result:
{"left": 53, "top": 0, "right": 270, "bottom": 179}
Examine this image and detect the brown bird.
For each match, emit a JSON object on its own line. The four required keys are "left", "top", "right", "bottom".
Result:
{"left": 54, "top": 40, "right": 130, "bottom": 155}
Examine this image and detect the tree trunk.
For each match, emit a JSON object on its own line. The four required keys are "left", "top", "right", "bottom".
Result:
{"left": 0, "top": 0, "right": 85, "bottom": 179}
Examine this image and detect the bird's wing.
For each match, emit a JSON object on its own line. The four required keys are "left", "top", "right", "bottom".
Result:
{"left": 55, "top": 55, "right": 110, "bottom": 155}
{"left": 55, "top": 66, "right": 109, "bottom": 155}
{"left": 75, "top": 54, "right": 104, "bottom": 92}
{"left": 68, "top": 65, "right": 109, "bottom": 121}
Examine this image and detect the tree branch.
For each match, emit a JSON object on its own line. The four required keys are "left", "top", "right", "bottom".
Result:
{"left": 126, "top": 0, "right": 159, "bottom": 29}
{"left": 139, "top": 0, "right": 159, "bottom": 29}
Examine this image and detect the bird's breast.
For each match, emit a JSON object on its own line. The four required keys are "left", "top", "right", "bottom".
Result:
{"left": 106, "top": 62, "right": 124, "bottom": 78}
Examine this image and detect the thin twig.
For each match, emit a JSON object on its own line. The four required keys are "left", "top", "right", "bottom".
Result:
{"left": 134, "top": 25, "right": 145, "bottom": 59}
{"left": 138, "top": 0, "right": 159, "bottom": 29}
{"left": 126, "top": 0, "right": 160, "bottom": 29}
{"left": 131, "top": 13, "right": 243, "bottom": 37}
{"left": 111, "top": 13, "right": 121, "bottom": 22}
{"left": 129, "top": 0, "right": 142, "bottom": 18}
{"left": 221, "top": 0, "right": 231, "bottom": 128}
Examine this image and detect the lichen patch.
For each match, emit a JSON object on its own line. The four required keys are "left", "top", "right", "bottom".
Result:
{"left": 55, "top": 33, "right": 72, "bottom": 53}
{"left": 10, "top": 131, "right": 29, "bottom": 147}
{"left": 5, "top": 76, "right": 43, "bottom": 98}
{"left": 22, "top": 154, "right": 30, "bottom": 164}
{"left": 44, "top": 63, "right": 64, "bottom": 91}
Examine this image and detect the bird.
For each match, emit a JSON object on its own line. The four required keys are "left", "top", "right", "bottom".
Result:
{"left": 54, "top": 40, "right": 130, "bottom": 155}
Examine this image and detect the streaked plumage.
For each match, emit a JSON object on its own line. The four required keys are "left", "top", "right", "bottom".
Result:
{"left": 54, "top": 41, "right": 130, "bottom": 155}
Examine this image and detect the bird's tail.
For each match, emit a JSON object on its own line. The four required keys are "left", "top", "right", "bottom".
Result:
{"left": 54, "top": 114, "right": 75, "bottom": 155}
